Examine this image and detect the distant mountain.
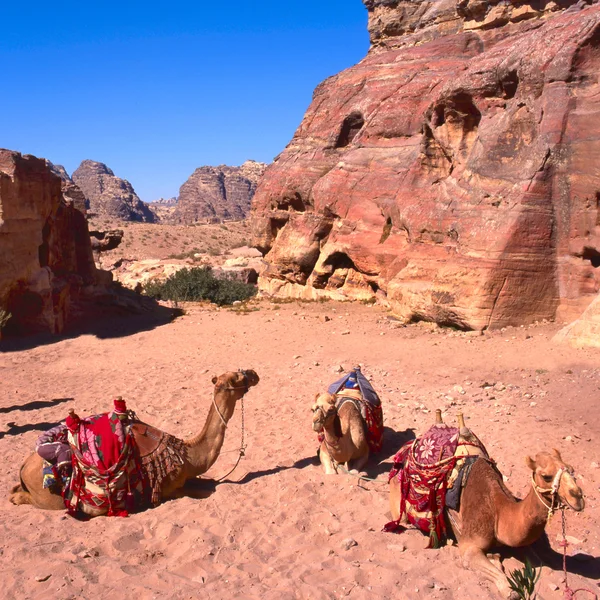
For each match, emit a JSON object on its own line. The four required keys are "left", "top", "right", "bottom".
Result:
{"left": 72, "top": 160, "right": 155, "bottom": 222}
{"left": 172, "top": 160, "right": 267, "bottom": 223}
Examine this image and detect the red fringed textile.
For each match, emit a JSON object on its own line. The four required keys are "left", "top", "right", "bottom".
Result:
{"left": 384, "top": 425, "right": 488, "bottom": 548}
{"left": 64, "top": 410, "right": 145, "bottom": 518}
{"left": 363, "top": 402, "right": 384, "bottom": 453}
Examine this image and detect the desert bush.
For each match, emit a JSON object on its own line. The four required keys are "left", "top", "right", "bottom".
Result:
{"left": 143, "top": 266, "right": 256, "bottom": 305}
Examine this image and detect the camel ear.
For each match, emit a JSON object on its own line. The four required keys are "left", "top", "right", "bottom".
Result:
{"left": 525, "top": 456, "right": 536, "bottom": 471}
{"left": 327, "top": 394, "right": 336, "bottom": 405}
{"left": 212, "top": 376, "right": 218, "bottom": 384}
{"left": 552, "top": 448, "right": 563, "bottom": 461}
{"left": 315, "top": 392, "right": 321, "bottom": 401}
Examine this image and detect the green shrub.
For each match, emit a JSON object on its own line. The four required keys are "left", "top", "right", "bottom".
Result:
{"left": 143, "top": 266, "right": 257, "bottom": 305}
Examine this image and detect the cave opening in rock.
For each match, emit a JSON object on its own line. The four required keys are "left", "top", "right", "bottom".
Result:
{"left": 312, "top": 251, "right": 357, "bottom": 289}
{"left": 582, "top": 246, "right": 600, "bottom": 268}
{"left": 335, "top": 112, "right": 365, "bottom": 148}
{"left": 501, "top": 70, "right": 519, "bottom": 99}
{"left": 276, "top": 192, "right": 306, "bottom": 212}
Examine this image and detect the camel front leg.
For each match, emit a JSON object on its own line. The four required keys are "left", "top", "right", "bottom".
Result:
{"left": 349, "top": 451, "right": 369, "bottom": 474}
{"left": 460, "top": 543, "right": 519, "bottom": 600}
{"left": 319, "top": 445, "right": 338, "bottom": 475}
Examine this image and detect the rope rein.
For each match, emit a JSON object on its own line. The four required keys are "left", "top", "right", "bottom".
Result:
{"left": 529, "top": 468, "right": 597, "bottom": 600}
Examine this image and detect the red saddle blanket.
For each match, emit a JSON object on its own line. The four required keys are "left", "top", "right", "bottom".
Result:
{"left": 64, "top": 409, "right": 144, "bottom": 517}
{"left": 384, "top": 423, "right": 488, "bottom": 547}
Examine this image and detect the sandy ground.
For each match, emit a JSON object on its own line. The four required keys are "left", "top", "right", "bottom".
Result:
{"left": 88, "top": 220, "right": 252, "bottom": 267}
{"left": 1, "top": 300, "right": 599, "bottom": 600}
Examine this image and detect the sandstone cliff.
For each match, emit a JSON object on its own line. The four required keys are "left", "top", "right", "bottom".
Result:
{"left": 72, "top": 160, "right": 155, "bottom": 222}
{"left": 173, "top": 160, "right": 267, "bottom": 223}
{"left": 251, "top": 0, "right": 600, "bottom": 330}
{"left": 0, "top": 150, "right": 102, "bottom": 334}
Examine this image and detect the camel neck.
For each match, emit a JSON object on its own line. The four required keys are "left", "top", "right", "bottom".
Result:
{"left": 497, "top": 485, "right": 549, "bottom": 547}
{"left": 184, "top": 390, "right": 238, "bottom": 476}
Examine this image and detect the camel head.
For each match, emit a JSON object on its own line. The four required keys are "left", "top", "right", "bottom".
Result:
{"left": 211, "top": 369, "right": 260, "bottom": 398}
{"left": 526, "top": 449, "right": 585, "bottom": 512}
{"left": 311, "top": 392, "right": 337, "bottom": 433}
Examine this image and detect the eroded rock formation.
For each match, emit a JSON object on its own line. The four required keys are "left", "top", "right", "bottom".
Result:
{"left": 554, "top": 291, "right": 600, "bottom": 347}
{"left": 173, "top": 160, "right": 267, "bottom": 223}
{"left": 72, "top": 160, "right": 155, "bottom": 222}
{"left": 0, "top": 150, "right": 104, "bottom": 334}
{"left": 251, "top": 0, "right": 600, "bottom": 330}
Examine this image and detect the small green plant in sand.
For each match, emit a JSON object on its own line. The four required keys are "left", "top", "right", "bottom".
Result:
{"left": 507, "top": 558, "right": 541, "bottom": 600}
{"left": 143, "top": 266, "right": 256, "bottom": 305}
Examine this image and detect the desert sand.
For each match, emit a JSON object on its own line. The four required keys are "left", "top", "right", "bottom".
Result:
{"left": 1, "top": 300, "right": 599, "bottom": 600}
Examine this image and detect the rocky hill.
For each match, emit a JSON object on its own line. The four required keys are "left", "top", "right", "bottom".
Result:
{"left": 72, "top": 160, "right": 155, "bottom": 222}
{"left": 172, "top": 160, "right": 266, "bottom": 223}
{"left": 251, "top": 0, "right": 600, "bottom": 330}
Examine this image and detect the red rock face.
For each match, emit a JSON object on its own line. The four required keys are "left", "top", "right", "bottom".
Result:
{"left": 251, "top": 0, "right": 600, "bottom": 330}
{"left": 0, "top": 150, "right": 100, "bottom": 334}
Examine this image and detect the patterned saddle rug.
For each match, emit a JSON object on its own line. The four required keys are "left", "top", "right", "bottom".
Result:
{"left": 37, "top": 398, "right": 187, "bottom": 517}
{"left": 384, "top": 422, "right": 489, "bottom": 547}
{"left": 63, "top": 403, "right": 144, "bottom": 517}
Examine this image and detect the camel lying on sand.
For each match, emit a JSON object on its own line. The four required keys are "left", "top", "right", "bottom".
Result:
{"left": 9, "top": 369, "right": 259, "bottom": 515}
{"left": 390, "top": 415, "right": 585, "bottom": 599}
{"left": 312, "top": 392, "right": 368, "bottom": 475}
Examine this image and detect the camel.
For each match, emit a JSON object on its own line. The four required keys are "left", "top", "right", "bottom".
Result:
{"left": 311, "top": 392, "right": 369, "bottom": 475}
{"left": 389, "top": 413, "right": 585, "bottom": 599}
{"left": 9, "top": 369, "right": 259, "bottom": 515}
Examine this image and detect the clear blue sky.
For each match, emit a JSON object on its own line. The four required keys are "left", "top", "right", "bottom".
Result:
{"left": 0, "top": 1, "right": 369, "bottom": 201}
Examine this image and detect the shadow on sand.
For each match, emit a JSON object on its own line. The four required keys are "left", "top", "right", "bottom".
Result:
{"left": 529, "top": 533, "right": 600, "bottom": 581}
{"left": 0, "top": 397, "right": 73, "bottom": 414}
{"left": 0, "top": 420, "right": 63, "bottom": 440}
{"left": 365, "top": 426, "right": 416, "bottom": 479}
{"left": 178, "top": 455, "right": 319, "bottom": 500}
{"left": 0, "top": 291, "right": 182, "bottom": 353}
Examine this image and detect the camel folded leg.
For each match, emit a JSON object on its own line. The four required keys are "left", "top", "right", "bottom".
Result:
{"left": 319, "top": 446, "right": 338, "bottom": 475}
{"left": 460, "top": 543, "right": 519, "bottom": 600}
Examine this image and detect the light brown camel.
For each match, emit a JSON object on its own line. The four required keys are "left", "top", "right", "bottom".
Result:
{"left": 9, "top": 369, "right": 259, "bottom": 515}
{"left": 312, "top": 392, "right": 369, "bottom": 475}
{"left": 389, "top": 414, "right": 585, "bottom": 599}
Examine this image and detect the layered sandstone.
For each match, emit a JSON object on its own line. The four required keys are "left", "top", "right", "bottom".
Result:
{"left": 251, "top": 0, "right": 600, "bottom": 330}
{"left": 72, "top": 160, "right": 155, "bottom": 222}
{"left": 0, "top": 150, "right": 102, "bottom": 334}
{"left": 173, "top": 160, "right": 267, "bottom": 223}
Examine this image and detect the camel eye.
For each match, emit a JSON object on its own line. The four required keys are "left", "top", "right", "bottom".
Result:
{"left": 542, "top": 474, "right": 553, "bottom": 483}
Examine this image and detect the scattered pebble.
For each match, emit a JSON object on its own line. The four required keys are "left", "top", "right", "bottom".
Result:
{"left": 342, "top": 538, "right": 358, "bottom": 550}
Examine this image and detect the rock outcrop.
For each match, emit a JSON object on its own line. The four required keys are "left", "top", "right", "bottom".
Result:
{"left": 251, "top": 0, "right": 600, "bottom": 330}
{"left": 0, "top": 150, "right": 104, "bottom": 334}
{"left": 173, "top": 160, "right": 267, "bottom": 223}
{"left": 554, "top": 291, "right": 600, "bottom": 348}
{"left": 72, "top": 160, "right": 155, "bottom": 222}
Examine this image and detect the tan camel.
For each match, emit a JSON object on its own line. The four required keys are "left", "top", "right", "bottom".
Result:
{"left": 9, "top": 369, "right": 259, "bottom": 515}
{"left": 389, "top": 414, "right": 585, "bottom": 599}
{"left": 312, "top": 392, "right": 369, "bottom": 475}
